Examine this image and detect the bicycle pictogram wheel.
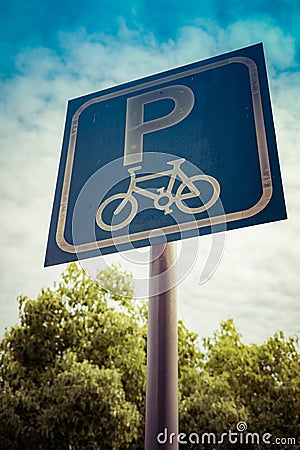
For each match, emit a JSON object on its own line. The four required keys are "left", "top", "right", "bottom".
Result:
{"left": 176, "top": 175, "right": 221, "bottom": 214}
{"left": 96, "top": 193, "right": 138, "bottom": 231}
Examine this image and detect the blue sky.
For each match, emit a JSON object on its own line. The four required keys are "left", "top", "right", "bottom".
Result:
{"left": 1, "top": 0, "right": 300, "bottom": 77}
{"left": 0, "top": 0, "right": 299, "bottom": 341}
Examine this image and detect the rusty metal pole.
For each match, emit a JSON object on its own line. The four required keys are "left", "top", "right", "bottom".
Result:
{"left": 145, "top": 242, "right": 178, "bottom": 449}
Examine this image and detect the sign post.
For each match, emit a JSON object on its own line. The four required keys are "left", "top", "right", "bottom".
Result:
{"left": 145, "top": 242, "right": 178, "bottom": 450}
{"left": 44, "top": 43, "right": 287, "bottom": 449}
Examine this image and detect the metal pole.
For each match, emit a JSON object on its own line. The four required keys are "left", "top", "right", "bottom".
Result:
{"left": 145, "top": 242, "right": 178, "bottom": 449}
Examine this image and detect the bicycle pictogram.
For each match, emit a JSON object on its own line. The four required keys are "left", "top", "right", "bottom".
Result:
{"left": 96, "top": 158, "right": 221, "bottom": 231}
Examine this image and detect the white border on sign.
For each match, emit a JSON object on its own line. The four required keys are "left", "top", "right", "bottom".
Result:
{"left": 56, "top": 56, "right": 273, "bottom": 254}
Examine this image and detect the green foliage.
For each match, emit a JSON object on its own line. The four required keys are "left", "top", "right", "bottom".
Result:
{"left": 180, "top": 319, "right": 300, "bottom": 449}
{"left": 0, "top": 264, "right": 145, "bottom": 450}
{"left": 0, "top": 264, "right": 299, "bottom": 450}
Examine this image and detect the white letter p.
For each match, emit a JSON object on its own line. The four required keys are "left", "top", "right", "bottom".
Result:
{"left": 124, "top": 85, "right": 194, "bottom": 165}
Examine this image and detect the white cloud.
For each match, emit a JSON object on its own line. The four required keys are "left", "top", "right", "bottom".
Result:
{"left": 0, "top": 21, "right": 299, "bottom": 342}
{"left": 225, "top": 19, "right": 296, "bottom": 70}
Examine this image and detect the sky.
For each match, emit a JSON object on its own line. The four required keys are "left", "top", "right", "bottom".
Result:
{"left": 0, "top": 0, "right": 299, "bottom": 343}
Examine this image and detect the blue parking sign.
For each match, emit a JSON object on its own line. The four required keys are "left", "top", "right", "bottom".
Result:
{"left": 45, "top": 43, "right": 287, "bottom": 267}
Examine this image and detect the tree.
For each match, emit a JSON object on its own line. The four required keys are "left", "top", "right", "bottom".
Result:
{"left": 0, "top": 264, "right": 299, "bottom": 449}
{"left": 0, "top": 264, "right": 145, "bottom": 450}
{"left": 179, "top": 320, "right": 300, "bottom": 449}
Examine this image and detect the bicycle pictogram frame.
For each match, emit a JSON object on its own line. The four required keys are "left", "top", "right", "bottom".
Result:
{"left": 96, "top": 158, "right": 221, "bottom": 231}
